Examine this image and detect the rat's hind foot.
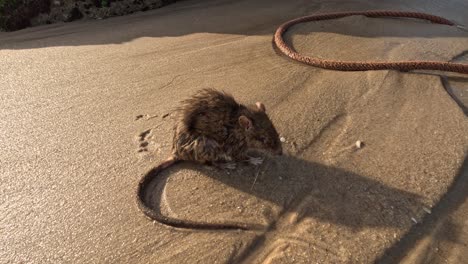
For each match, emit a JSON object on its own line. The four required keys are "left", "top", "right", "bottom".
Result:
{"left": 248, "top": 156, "right": 264, "bottom": 166}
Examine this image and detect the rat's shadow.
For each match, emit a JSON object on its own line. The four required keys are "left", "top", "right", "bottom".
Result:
{"left": 141, "top": 154, "right": 424, "bottom": 231}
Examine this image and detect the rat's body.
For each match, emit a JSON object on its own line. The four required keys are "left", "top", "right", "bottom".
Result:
{"left": 136, "top": 88, "right": 282, "bottom": 230}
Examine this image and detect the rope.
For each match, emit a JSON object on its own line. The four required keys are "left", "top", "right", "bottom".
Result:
{"left": 273, "top": 11, "right": 468, "bottom": 74}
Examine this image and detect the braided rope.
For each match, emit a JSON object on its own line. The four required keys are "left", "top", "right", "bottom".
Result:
{"left": 274, "top": 11, "right": 468, "bottom": 74}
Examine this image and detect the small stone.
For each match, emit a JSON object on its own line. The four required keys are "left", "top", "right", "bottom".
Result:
{"left": 355, "top": 140, "right": 364, "bottom": 149}
{"left": 411, "top": 217, "right": 418, "bottom": 224}
{"left": 280, "top": 137, "right": 286, "bottom": 143}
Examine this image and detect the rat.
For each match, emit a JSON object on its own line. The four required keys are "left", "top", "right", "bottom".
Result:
{"left": 136, "top": 88, "right": 283, "bottom": 230}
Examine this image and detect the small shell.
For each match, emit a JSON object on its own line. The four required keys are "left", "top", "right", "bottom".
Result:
{"left": 423, "top": 207, "right": 431, "bottom": 214}
{"left": 280, "top": 137, "right": 286, "bottom": 143}
{"left": 411, "top": 217, "right": 418, "bottom": 224}
{"left": 355, "top": 140, "right": 363, "bottom": 149}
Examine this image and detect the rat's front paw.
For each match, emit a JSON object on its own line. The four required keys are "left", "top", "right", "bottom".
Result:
{"left": 248, "top": 156, "right": 264, "bottom": 166}
{"left": 217, "top": 162, "right": 237, "bottom": 170}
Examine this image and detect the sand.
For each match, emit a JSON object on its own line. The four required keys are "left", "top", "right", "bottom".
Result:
{"left": 1, "top": 0, "right": 467, "bottom": 263}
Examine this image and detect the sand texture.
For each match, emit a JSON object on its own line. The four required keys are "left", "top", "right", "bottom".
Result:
{"left": 1, "top": 0, "right": 467, "bottom": 263}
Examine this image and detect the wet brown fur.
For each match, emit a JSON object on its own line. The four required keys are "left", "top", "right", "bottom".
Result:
{"left": 172, "top": 88, "right": 282, "bottom": 164}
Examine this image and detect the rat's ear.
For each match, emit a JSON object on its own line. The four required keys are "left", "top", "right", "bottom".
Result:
{"left": 238, "top": 115, "right": 252, "bottom": 130}
{"left": 256, "top": 102, "right": 266, "bottom": 112}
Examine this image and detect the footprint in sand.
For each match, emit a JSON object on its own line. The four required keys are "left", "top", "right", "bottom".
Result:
{"left": 135, "top": 113, "right": 172, "bottom": 156}
{"left": 137, "top": 129, "right": 152, "bottom": 153}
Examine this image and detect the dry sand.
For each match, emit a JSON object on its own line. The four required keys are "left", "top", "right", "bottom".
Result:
{"left": 1, "top": 0, "right": 467, "bottom": 263}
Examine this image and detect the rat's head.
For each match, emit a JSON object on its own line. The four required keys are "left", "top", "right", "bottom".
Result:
{"left": 238, "top": 102, "right": 283, "bottom": 155}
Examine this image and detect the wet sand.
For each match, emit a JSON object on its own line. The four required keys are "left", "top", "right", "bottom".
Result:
{"left": 1, "top": 0, "right": 467, "bottom": 263}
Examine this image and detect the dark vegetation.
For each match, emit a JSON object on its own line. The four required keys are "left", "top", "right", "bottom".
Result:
{"left": 0, "top": 0, "right": 178, "bottom": 32}
{"left": 1, "top": 0, "right": 51, "bottom": 31}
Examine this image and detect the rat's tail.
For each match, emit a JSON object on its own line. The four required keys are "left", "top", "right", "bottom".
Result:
{"left": 137, "top": 157, "right": 177, "bottom": 194}
{"left": 136, "top": 156, "right": 179, "bottom": 223}
{"left": 136, "top": 157, "right": 264, "bottom": 231}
